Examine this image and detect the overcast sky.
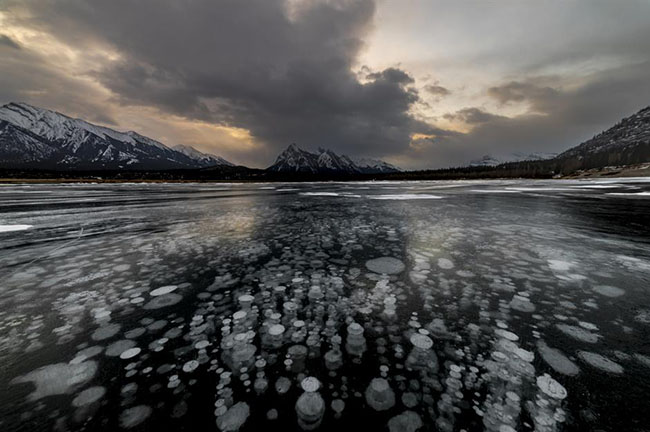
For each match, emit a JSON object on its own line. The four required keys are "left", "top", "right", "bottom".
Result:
{"left": 1, "top": 0, "right": 649, "bottom": 168}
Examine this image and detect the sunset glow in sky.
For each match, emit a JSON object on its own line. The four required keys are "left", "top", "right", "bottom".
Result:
{"left": 1, "top": 0, "right": 649, "bottom": 168}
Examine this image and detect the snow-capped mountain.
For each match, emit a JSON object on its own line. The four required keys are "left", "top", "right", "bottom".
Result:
{"left": 267, "top": 144, "right": 321, "bottom": 173}
{"left": 268, "top": 144, "right": 400, "bottom": 174}
{"left": 0, "top": 102, "right": 233, "bottom": 169}
{"left": 469, "top": 152, "right": 558, "bottom": 167}
{"left": 172, "top": 144, "right": 234, "bottom": 167}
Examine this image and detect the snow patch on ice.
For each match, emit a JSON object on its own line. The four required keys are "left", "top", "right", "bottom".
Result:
{"left": 368, "top": 194, "right": 443, "bottom": 200}
{"left": 299, "top": 192, "right": 340, "bottom": 196}
{"left": 0, "top": 224, "right": 33, "bottom": 233}
{"left": 548, "top": 260, "right": 573, "bottom": 272}
{"left": 606, "top": 192, "right": 650, "bottom": 197}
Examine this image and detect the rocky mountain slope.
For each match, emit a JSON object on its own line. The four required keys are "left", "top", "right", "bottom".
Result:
{"left": 172, "top": 144, "right": 233, "bottom": 167}
{"left": 0, "top": 102, "right": 233, "bottom": 170}
{"left": 555, "top": 106, "right": 650, "bottom": 172}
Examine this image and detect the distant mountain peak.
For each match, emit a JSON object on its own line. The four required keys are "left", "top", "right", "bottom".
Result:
{"left": 268, "top": 144, "right": 400, "bottom": 174}
{"left": 469, "top": 152, "right": 557, "bottom": 167}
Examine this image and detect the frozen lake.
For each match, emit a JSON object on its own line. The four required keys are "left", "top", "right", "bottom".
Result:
{"left": 1, "top": 179, "right": 649, "bottom": 432}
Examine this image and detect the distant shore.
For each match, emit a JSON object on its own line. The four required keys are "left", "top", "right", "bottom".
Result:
{"left": 1, "top": 162, "right": 648, "bottom": 184}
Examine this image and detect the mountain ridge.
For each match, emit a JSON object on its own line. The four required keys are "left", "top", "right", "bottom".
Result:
{"left": 1, "top": 102, "right": 648, "bottom": 177}
{"left": 554, "top": 105, "right": 650, "bottom": 172}
{"left": 172, "top": 144, "right": 234, "bottom": 167}
{"left": 0, "top": 102, "right": 233, "bottom": 170}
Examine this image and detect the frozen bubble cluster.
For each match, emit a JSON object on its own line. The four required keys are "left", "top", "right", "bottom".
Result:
{"left": 365, "top": 256, "right": 405, "bottom": 275}
{"left": 1, "top": 180, "right": 649, "bottom": 431}
{"left": 11, "top": 361, "right": 97, "bottom": 401}
{"left": 537, "top": 341, "right": 580, "bottom": 376}
{"left": 150, "top": 285, "right": 178, "bottom": 297}
{"left": 578, "top": 351, "right": 624, "bottom": 374}
{"left": 592, "top": 285, "right": 625, "bottom": 298}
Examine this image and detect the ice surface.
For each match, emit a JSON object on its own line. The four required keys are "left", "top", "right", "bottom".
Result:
{"left": 1, "top": 180, "right": 649, "bottom": 431}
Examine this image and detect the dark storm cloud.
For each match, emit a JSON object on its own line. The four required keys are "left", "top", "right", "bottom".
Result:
{"left": 5, "top": 0, "right": 430, "bottom": 164}
{"left": 366, "top": 68, "right": 415, "bottom": 85}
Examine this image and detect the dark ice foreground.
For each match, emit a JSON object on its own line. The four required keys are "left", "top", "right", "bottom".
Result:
{"left": 0, "top": 179, "right": 649, "bottom": 432}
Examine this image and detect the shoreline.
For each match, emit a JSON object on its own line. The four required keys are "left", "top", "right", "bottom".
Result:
{"left": 0, "top": 163, "right": 648, "bottom": 184}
